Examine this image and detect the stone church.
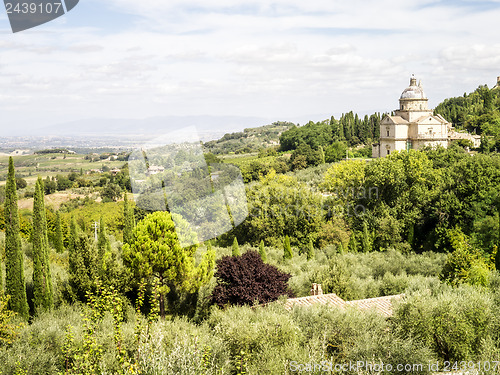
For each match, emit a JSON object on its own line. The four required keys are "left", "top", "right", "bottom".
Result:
{"left": 372, "top": 76, "right": 481, "bottom": 158}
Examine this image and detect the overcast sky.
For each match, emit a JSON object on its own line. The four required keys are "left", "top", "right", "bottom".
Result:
{"left": 1, "top": 0, "right": 500, "bottom": 133}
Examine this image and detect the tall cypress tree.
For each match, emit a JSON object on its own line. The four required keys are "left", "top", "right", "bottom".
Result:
{"left": 69, "top": 232, "right": 97, "bottom": 302}
{"left": 123, "top": 193, "right": 134, "bottom": 245}
{"left": 32, "top": 177, "right": 53, "bottom": 312}
{"left": 306, "top": 239, "right": 315, "bottom": 261}
{"left": 259, "top": 240, "right": 267, "bottom": 262}
{"left": 54, "top": 210, "right": 64, "bottom": 253}
{"left": 361, "top": 221, "right": 373, "bottom": 253}
{"left": 318, "top": 146, "right": 326, "bottom": 164}
{"left": 496, "top": 205, "right": 500, "bottom": 271}
{"left": 283, "top": 235, "right": 293, "bottom": 260}
{"left": 97, "top": 216, "right": 110, "bottom": 260}
{"left": 69, "top": 216, "right": 77, "bottom": 253}
{"left": 68, "top": 217, "right": 97, "bottom": 301}
{"left": 4, "top": 157, "right": 29, "bottom": 319}
{"left": 348, "top": 233, "right": 358, "bottom": 253}
{"left": 232, "top": 237, "right": 240, "bottom": 257}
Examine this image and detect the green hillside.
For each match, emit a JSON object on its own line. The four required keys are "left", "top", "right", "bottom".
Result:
{"left": 434, "top": 83, "right": 500, "bottom": 151}
{"left": 203, "top": 121, "right": 294, "bottom": 155}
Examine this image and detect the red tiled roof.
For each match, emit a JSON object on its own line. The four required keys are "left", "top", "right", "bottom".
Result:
{"left": 283, "top": 293, "right": 345, "bottom": 311}
{"left": 283, "top": 293, "right": 404, "bottom": 317}
{"left": 345, "top": 294, "right": 403, "bottom": 318}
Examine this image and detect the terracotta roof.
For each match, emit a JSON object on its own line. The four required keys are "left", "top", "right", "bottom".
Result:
{"left": 283, "top": 293, "right": 404, "bottom": 317}
{"left": 345, "top": 294, "right": 403, "bottom": 318}
{"left": 384, "top": 116, "right": 408, "bottom": 125}
{"left": 283, "top": 293, "right": 345, "bottom": 311}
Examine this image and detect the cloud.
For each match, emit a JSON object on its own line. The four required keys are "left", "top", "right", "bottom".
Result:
{"left": 0, "top": 0, "right": 500, "bottom": 130}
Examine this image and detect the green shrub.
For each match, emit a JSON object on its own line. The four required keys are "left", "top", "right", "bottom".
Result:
{"left": 207, "top": 304, "right": 304, "bottom": 374}
{"left": 290, "top": 304, "right": 434, "bottom": 374}
{"left": 379, "top": 271, "right": 409, "bottom": 296}
{"left": 392, "top": 285, "right": 493, "bottom": 362}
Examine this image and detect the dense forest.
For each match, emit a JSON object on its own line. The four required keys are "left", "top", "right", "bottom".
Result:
{"left": 434, "top": 84, "right": 500, "bottom": 151}
{"left": 0, "top": 83, "right": 499, "bottom": 374}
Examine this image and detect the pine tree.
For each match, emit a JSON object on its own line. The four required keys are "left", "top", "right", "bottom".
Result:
{"left": 4, "top": 157, "right": 29, "bottom": 319}
{"left": 54, "top": 210, "right": 64, "bottom": 253}
{"left": 232, "top": 237, "right": 240, "bottom": 257}
{"left": 32, "top": 177, "right": 53, "bottom": 312}
{"left": 306, "top": 239, "right": 315, "bottom": 261}
{"left": 123, "top": 193, "right": 134, "bottom": 245}
{"left": 259, "top": 240, "right": 267, "bottom": 262}
{"left": 283, "top": 235, "right": 293, "bottom": 260}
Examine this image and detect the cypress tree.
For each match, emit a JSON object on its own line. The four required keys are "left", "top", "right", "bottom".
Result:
{"left": 407, "top": 223, "right": 415, "bottom": 250}
{"left": 232, "top": 237, "right": 240, "bottom": 257}
{"left": 69, "top": 216, "right": 77, "bottom": 253}
{"left": 495, "top": 245, "right": 500, "bottom": 272}
{"left": 68, "top": 216, "right": 78, "bottom": 301}
{"left": 54, "top": 210, "right": 64, "bottom": 253}
{"left": 68, "top": 217, "right": 98, "bottom": 301}
{"left": 4, "top": 157, "right": 29, "bottom": 319}
{"left": 123, "top": 193, "right": 134, "bottom": 245}
{"left": 348, "top": 233, "right": 358, "bottom": 253}
{"left": 306, "top": 239, "right": 315, "bottom": 261}
{"left": 283, "top": 235, "right": 293, "bottom": 260}
{"left": 318, "top": 146, "right": 325, "bottom": 164}
{"left": 97, "top": 216, "right": 110, "bottom": 260}
{"left": 259, "top": 240, "right": 267, "bottom": 262}
{"left": 338, "top": 120, "right": 345, "bottom": 141}
{"left": 361, "top": 221, "right": 373, "bottom": 253}
{"left": 337, "top": 241, "right": 345, "bottom": 254}
{"left": 32, "top": 177, "right": 53, "bottom": 312}
{"left": 69, "top": 232, "right": 97, "bottom": 302}
{"left": 496, "top": 208, "right": 500, "bottom": 271}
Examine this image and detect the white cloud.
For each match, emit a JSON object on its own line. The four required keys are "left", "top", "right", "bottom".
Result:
{"left": 0, "top": 0, "right": 499, "bottom": 130}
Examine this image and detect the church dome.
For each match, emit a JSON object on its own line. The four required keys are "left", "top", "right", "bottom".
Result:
{"left": 400, "top": 76, "right": 427, "bottom": 100}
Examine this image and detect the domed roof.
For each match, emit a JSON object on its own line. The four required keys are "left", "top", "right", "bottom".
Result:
{"left": 400, "top": 77, "right": 427, "bottom": 100}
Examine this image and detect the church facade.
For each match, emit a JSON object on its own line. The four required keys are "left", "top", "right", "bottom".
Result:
{"left": 372, "top": 76, "right": 480, "bottom": 158}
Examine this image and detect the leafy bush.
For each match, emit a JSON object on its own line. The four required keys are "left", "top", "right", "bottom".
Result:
{"left": 290, "top": 304, "right": 434, "bottom": 374}
{"left": 392, "top": 285, "right": 493, "bottom": 362}
{"left": 440, "top": 228, "right": 492, "bottom": 286}
{"left": 212, "top": 251, "right": 294, "bottom": 307}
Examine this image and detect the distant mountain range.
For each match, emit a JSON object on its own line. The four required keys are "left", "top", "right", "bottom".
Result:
{"left": 7, "top": 113, "right": 335, "bottom": 140}
{"left": 25, "top": 116, "right": 275, "bottom": 141}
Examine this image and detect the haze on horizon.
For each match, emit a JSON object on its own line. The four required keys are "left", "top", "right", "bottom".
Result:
{"left": 1, "top": 0, "right": 500, "bottom": 134}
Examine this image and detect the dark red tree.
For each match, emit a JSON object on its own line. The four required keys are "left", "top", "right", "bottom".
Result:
{"left": 212, "top": 251, "right": 294, "bottom": 307}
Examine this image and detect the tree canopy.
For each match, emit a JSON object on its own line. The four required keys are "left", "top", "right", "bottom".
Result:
{"left": 123, "top": 211, "right": 215, "bottom": 317}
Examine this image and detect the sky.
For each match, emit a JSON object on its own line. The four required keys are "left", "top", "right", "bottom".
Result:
{"left": 1, "top": 0, "right": 500, "bottom": 134}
